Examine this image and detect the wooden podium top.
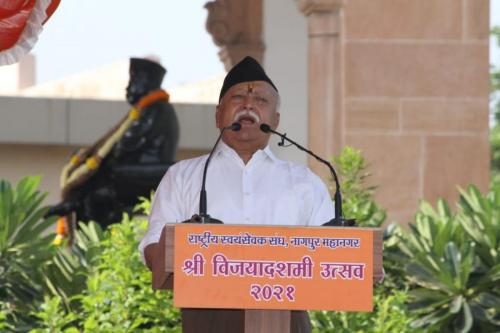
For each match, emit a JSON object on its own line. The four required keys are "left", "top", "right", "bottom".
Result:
{"left": 151, "top": 224, "right": 383, "bottom": 311}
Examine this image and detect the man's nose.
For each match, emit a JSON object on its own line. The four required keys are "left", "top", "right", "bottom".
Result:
{"left": 126, "top": 85, "right": 135, "bottom": 94}
{"left": 242, "top": 95, "right": 254, "bottom": 109}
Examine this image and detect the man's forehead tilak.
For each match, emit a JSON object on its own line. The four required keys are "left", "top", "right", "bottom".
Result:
{"left": 229, "top": 82, "right": 276, "bottom": 96}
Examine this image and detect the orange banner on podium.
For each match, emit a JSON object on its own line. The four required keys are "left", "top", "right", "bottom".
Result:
{"left": 173, "top": 224, "right": 374, "bottom": 311}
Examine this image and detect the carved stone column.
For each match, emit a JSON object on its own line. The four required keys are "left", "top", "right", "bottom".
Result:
{"left": 205, "top": 0, "right": 264, "bottom": 71}
{"left": 298, "top": 0, "right": 345, "bottom": 180}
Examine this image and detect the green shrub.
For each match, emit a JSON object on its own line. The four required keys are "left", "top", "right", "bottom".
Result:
{"left": 29, "top": 296, "right": 79, "bottom": 333}
{"left": 310, "top": 289, "right": 423, "bottom": 333}
{"left": 31, "top": 197, "right": 181, "bottom": 332}
{"left": 397, "top": 185, "right": 500, "bottom": 332}
{"left": 0, "top": 176, "right": 57, "bottom": 331}
{"left": 78, "top": 214, "right": 181, "bottom": 332}
{"left": 491, "top": 126, "right": 500, "bottom": 187}
{"left": 0, "top": 301, "right": 15, "bottom": 332}
{"left": 332, "top": 146, "right": 386, "bottom": 228}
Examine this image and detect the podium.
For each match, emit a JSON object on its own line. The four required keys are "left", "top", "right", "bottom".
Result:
{"left": 148, "top": 224, "right": 383, "bottom": 333}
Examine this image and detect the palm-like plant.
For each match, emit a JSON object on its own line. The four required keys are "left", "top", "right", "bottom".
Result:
{"left": 398, "top": 185, "right": 500, "bottom": 332}
{"left": 0, "top": 176, "right": 57, "bottom": 330}
{"left": 42, "top": 221, "right": 104, "bottom": 311}
{"left": 457, "top": 186, "right": 500, "bottom": 329}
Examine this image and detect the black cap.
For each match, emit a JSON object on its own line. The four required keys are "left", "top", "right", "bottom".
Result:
{"left": 219, "top": 56, "right": 278, "bottom": 102}
{"left": 129, "top": 58, "right": 166, "bottom": 88}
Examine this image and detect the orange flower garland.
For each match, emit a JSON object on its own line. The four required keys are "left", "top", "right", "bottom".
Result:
{"left": 53, "top": 217, "right": 67, "bottom": 246}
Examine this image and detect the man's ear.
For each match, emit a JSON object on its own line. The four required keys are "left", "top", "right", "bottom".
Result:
{"left": 272, "top": 111, "right": 280, "bottom": 129}
{"left": 215, "top": 105, "right": 222, "bottom": 129}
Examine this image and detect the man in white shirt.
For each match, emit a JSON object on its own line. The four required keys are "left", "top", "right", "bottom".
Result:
{"left": 140, "top": 56, "right": 334, "bottom": 333}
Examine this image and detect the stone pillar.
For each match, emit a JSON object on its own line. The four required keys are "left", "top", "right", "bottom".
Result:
{"left": 298, "top": 0, "right": 345, "bottom": 180}
{"left": 205, "top": 0, "right": 265, "bottom": 71}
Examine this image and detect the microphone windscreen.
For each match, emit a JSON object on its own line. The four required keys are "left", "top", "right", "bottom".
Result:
{"left": 231, "top": 123, "right": 242, "bottom": 131}
{"left": 260, "top": 123, "right": 271, "bottom": 133}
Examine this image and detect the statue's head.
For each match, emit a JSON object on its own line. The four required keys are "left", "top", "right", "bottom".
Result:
{"left": 126, "top": 58, "right": 166, "bottom": 105}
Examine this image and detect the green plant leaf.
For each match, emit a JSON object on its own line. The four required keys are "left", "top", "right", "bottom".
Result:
{"left": 476, "top": 292, "right": 500, "bottom": 309}
{"left": 452, "top": 301, "right": 473, "bottom": 333}
{"left": 445, "top": 242, "right": 461, "bottom": 281}
{"left": 450, "top": 295, "right": 464, "bottom": 314}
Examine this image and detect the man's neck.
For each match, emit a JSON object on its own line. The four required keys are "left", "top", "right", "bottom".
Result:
{"left": 237, "top": 150, "right": 256, "bottom": 164}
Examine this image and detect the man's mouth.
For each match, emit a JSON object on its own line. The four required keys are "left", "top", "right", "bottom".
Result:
{"left": 239, "top": 116, "right": 256, "bottom": 124}
{"left": 234, "top": 110, "right": 260, "bottom": 125}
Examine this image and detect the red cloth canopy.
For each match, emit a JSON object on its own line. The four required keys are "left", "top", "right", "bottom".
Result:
{"left": 0, "top": 0, "right": 60, "bottom": 65}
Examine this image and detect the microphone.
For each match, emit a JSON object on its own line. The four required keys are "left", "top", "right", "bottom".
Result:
{"left": 260, "top": 123, "right": 353, "bottom": 227}
{"left": 196, "top": 122, "right": 241, "bottom": 224}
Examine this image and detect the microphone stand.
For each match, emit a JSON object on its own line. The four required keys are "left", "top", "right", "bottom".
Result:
{"left": 188, "top": 123, "right": 241, "bottom": 224}
{"left": 260, "top": 124, "right": 354, "bottom": 227}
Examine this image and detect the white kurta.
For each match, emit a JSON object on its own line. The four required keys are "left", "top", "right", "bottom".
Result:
{"left": 139, "top": 141, "right": 335, "bottom": 259}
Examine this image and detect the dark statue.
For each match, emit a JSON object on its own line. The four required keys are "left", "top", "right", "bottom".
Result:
{"left": 47, "top": 58, "right": 179, "bottom": 230}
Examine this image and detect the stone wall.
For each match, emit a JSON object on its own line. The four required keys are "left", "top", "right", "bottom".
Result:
{"left": 342, "top": 0, "right": 490, "bottom": 223}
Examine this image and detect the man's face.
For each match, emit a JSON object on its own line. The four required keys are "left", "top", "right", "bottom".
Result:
{"left": 215, "top": 81, "right": 280, "bottom": 150}
{"left": 126, "top": 71, "right": 150, "bottom": 105}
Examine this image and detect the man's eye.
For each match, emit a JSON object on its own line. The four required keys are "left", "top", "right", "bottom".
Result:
{"left": 231, "top": 94, "right": 244, "bottom": 100}
{"left": 255, "top": 96, "right": 268, "bottom": 104}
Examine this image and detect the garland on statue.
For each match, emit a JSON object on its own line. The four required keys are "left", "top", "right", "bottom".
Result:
{"left": 54, "top": 89, "right": 169, "bottom": 245}
{"left": 53, "top": 217, "right": 68, "bottom": 245}
{"left": 60, "top": 89, "right": 169, "bottom": 193}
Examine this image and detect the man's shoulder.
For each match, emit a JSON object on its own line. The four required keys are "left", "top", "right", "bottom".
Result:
{"left": 169, "top": 155, "right": 208, "bottom": 175}
{"left": 170, "top": 155, "right": 208, "bottom": 171}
